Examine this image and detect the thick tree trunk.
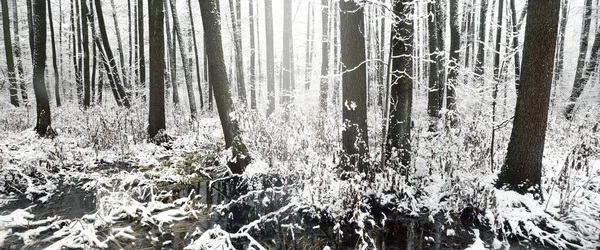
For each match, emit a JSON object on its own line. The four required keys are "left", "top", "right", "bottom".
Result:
{"left": 319, "top": 0, "right": 330, "bottom": 113}
{"left": 386, "top": 0, "right": 413, "bottom": 170}
{"left": 47, "top": 0, "right": 61, "bottom": 107}
{"left": 169, "top": 0, "right": 197, "bottom": 119}
{"left": 265, "top": 0, "right": 275, "bottom": 116}
{"left": 188, "top": 0, "right": 203, "bottom": 109}
{"left": 339, "top": 0, "right": 369, "bottom": 173}
{"left": 447, "top": 0, "right": 459, "bottom": 115}
{"left": 199, "top": 0, "right": 250, "bottom": 174}
{"left": 500, "top": 0, "right": 560, "bottom": 195}
{"left": 1, "top": 0, "right": 19, "bottom": 106}
{"left": 32, "top": 0, "right": 53, "bottom": 136}
{"left": 565, "top": 0, "right": 593, "bottom": 119}
{"left": 148, "top": 0, "right": 165, "bottom": 138}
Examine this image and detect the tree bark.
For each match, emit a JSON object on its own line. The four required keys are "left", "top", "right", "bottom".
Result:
{"left": 199, "top": 0, "right": 250, "bottom": 174}
{"left": 47, "top": 0, "right": 61, "bottom": 107}
{"left": 148, "top": 0, "right": 166, "bottom": 138}
{"left": 188, "top": 0, "right": 203, "bottom": 109}
{"left": 11, "top": 0, "right": 26, "bottom": 105}
{"left": 340, "top": 0, "right": 369, "bottom": 172}
{"left": 447, "top": 0, "right": 459, "bottom": 116}
{"left": 509, "top": 0, "right": 521, "bottom": 91}
{"left": 1, "top": 0, "right": 19, "bottom": 106}
{"left": 249, "top": 0, "right": 256, "bottom": 109}
{"left": 82, "top": 0, "right": 91, "bottom": 107}
{"left": 427, "top": 2, "right": 439, "bottom": 121}
{"left": 474, "top": 0, "right": 488, "bottom": 77}
{"left": 304, "top": 2, "right": 313, "bottom": 91}
{"left": 281, "top": 0, "right": 292, "bottom": 106}
{"left": 319, "top": 0, "right": 330, "bottom": 113}
{"left": 138, "top": 0, "right": 146, "bottom": 100}
{"left": 228, "top": 0, "right": 246, "bottom": 105}
{"left": 565, "top": 0, "right": 593, "bottom": 119}
{"left": 500, "top": 0, "right": 560, "bottom": 195}
{"left": 169, "top": 0, "right": 197, "bottom": 119}
{"left": 164, "top": 0, "right": 179, "bottom": 105}
{"left": 265, "top": 0, "right": 275, "bottom": 116}
{"left": 32, "top": 0, "right": 53, "bottom": 136}
{"left": 386, "top": 0, "right": 413, "bottom": 170}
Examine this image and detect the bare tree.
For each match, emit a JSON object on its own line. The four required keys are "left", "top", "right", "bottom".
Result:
{"left": 319, "top": 0, "right": 330, "bottom": 113}
{"left": 265, "top": 0, "right": 275, "bottom": 116}
{"left": 32, "top": 0, "right": 53, "bottom": 136}
{"left": 1, "top": 0, "right": 19, "bottom": 106}
{"left": 188, "top": 0, "right": 203, "bottom": 109}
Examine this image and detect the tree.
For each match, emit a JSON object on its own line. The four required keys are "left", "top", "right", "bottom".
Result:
{"left": 11, "top": 0, "right": 26, "bottom": 105}
{"left": 565, "top": 0, "right": 593, "bottom": 119}
{"left": 138, "top": 0, "right": 146, "bottom": 100}
{"left": 164, "top": 0, "right": 179, "bottom": 105}
{"left": 304, "top": 2, "right": 313, "bottom": 91}
{"left": 265, "top": 0, "right": 275, "bottom": 116}
{"left": 249, "top": 0, "right": 256, "bottom": 109}
{"left": 82, "top": 0, "right": 91, "bottom": 107}
{"left": 95, "top": 0, "right": 131, "bottom": 107}
{"left": 339, "top": 0, "right": 368, "bottom": 172}
{"left": 110, "top": 0, "right": 129, "bottom": 94}
{"left": 1, "top": 0, "right": 19, "bottom": 106}
{"left": 427, "top": 1, "right": 439, "bottom": 121}
{"left": 499, "top": 0, "right": 560, "bottom": 195}
{"left": 228, "top": 0, "right": 246, "bottom": 105}
{"left": 32, "top": 0, "right": 53, "bottom": 136}
{"left": 552, "top": 0, "right": 569, "bottom": 87}
{"left": 509, "top": 0, "right": 522, "bottom": 90}
{"left": 565, "top": 27, "right": 600, "bottom": 119}
{"left": 169, "top": 0, "right": 197, "bottom": 119}
{"left": 319, "top": 0, "right": 330, "bottom": 113}
{"left": 199, "top": 0, "right": 250, "bottom": 174}
{"left": 474, "top": 0, "right": 488, "bottom": 77}
{"left": 386, "top": 0, "right": 413, "bottom": 169}
{"left": 188, "top": 0, "right": 203, "bottom": 109}
{"left": 447, "top": 0, "right": 459, "bottom": 116}
{"left": 148, "top": 0, "right": 165, "bottom": 138}
{"left": 281, "top": 0, "right": 292, "bottom": 106}
{"left": 48, "top": 0, "right": 61, "bottom": 107}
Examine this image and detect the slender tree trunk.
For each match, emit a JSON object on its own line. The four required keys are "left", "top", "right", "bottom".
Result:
{"left": 265, "top": 0, "right": 275, "bottom": 116}
{"left": 169, "top": 0, "right": 197, "bottom": 119}
{"left": 340, "top": 0, "right": 369, "bottom": 173}
{"left": 89, "top": 0, "right": 96, "bottom": 102}
{"left": 188, "top": 0, "right": 203, "bottom": 109}
{"left": 138, "top": 0, "right": 146, "bottom": 100}
{"left": 199, "top": 0, "right": 250, "bottom": 174}
{"left": 149, "top": 0, "right": 166, "bottom": 138}
{"left": 164, "top": 0, "right": 179, "bottom": 105}
{"left": 228, "top": 0, "right": 246, "bottom": 105}
{"left": 128, "top": 0, "right": 133, "bottom": 92}
{"left": 1, "top": 0, "right": 19, "bottom": 106}
{"left": 509, "top": 0, "right": 521, "bottom": 90}
{"left": 26, "top": 0, "right": 34, "bottom": 60}
{"left": 553, "top": 0, "right": 569, "bottom": 86}
{"left": 427, "top": 2, "right": 439, "bottom": 121}
{"left": 566, "top": 28, "right": 600, "bottom": 119}
{"left": 565, "top": 0, "right": 593, "bottom": 119}
{"left": 11, "top": 0, "right": 26, "bottom": 106}
{"left": 47, "top": 0, "right": 61, "bottom": 107}
{"left": 249, "top": 0, "right": 257, "bottom": 109}
{"left": 475, "top": 0, "right": 488, "bottom": 77}
{"left": 95, "top": 0, "right": 130, "bottom": 107}
{"left": 71, "top": 0, "right": 79, "bottom": 104}
{"left": 387, "top": 0, "right": 413, "bottom": 169}
{"left": 319, "top": 0, "right": 330, "bottom": 113}
{"left": 500, "top": 0, "right": 560, "bottom": 195}
{"left": 82, "top": 0, "right": 91, "bottom": 107}
{"left": 110, "top": 0, "right": 129, "bottom": 92}
{"left": 435, "top": 0, "right": 445, "bottom": 110}
{"left": 75, "top": 0, "right": 83, "bottom": 104}
{"left": 281, "top": 0, "right": 292, "bottom": 106}
{"left": 32, "top": 0, "right": 53, "bottom": 136}
{"left": 304, "top": 2, "right": 313, "bottom": 91}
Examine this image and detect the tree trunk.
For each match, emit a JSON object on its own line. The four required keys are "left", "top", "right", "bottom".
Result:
{"left": 199, "top": 0, "right": 250, "bottom": 174}
{"left": 89, "top": 0, "right": 96, "bottom": 103}
{"left": 148, "top": 0, "right": 166, "bottom": 138}
{"left": 281, "top": 0, "right": 292, "bottom": 106}
{"left": 82, "top": 0, "right": 91, "bottom": 107}
{"left": 95, "top": 0, "right": 130, "bottom": 107}
{"left": 500, "top": 0, "right": 560, "bottom": 195}
{"left": 304, "top": 2, "right": 313, "bottom": 91}
{"left": 319, "top": 0, "right": 330, "bottom": 113}
{"left": 164, "top": 0, "right": 179, "bottom": 105}
{"left": 138, "top": 0, "right": 146, "bottom": 100}
{"left": 249, "top": 0, "right": 256, "bottom": 109}
{"left": 475, "top": 0, "right": 488, "bottom": 77}
{"left": 26, "top": 0, "right": 34, "bottom": 61}
{"left": 169, "top": 0, "right": 197, "bottom": 119}
{"left": 427, "top": 2, "right": 439, "bottom": 120}
{"left": 11, "top": 0, "right": 26, "bottom": 106}
{"left": 228, "top": 0, "right": 246, "bottom": 105}
{"left": 188, "top": 0, "right": 203, "bottom": 109}
{"left": 1, "top": 0, "right": 19, "bottom": 106}
{"left": 110, "top": 0, "right": 129, "bottom": 93}
{"left": 447, "top": 0, "right": 459, "bottom": 116}
{"left": 552, "top": 0, "right": 569, "bottom": 87}
{"left": 386, "top": 0, "right": 413, "bottom": 170}
{"left": 565, "top": 0, "right": 593, "bottom": 119}
{"left": 32, "top": 0, "right": 53, "bottom": 136}
{"left": 565, "top": 28, "right": 600, "bottom": 119}
{"left": 75, "top": 0, "right": 83, "bottom": 104}
{"left": 47, "top": 0, "right": 61, "bottom": 107}
{"left": 509, "top": 0, "right": 521, "bottom": 91}
{"left": 265, "top": 0, "right": 275, "bottom": 116}
{"left": 339, "top": 0, "right": 369, "bottom": 173}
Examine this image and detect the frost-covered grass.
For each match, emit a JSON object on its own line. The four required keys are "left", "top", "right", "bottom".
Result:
{"left": 0, "top": 88, "right": 599, "bottom": 249}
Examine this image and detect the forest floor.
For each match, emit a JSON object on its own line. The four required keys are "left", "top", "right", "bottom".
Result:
{"left": 0, "top": 100, "right": 599, "bottom": 249}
